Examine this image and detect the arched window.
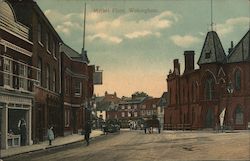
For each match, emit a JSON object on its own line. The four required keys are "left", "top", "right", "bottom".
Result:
{"left": 205, "top": 77, "right": 214, "bottom": 100}
{"left": 192, "top": 82, "right": 196, "bottom": 102}
{"left": 235, "top": 106, "right": 243, "bottom": 125}
{"left": 235, "top": 70, "right": 241, "bottom": 90}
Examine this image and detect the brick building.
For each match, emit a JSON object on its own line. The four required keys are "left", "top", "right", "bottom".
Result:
{"left": 165, "top": 29, "right": 250, "bottom": 130}
{"left": 94, "top": 92, "right": 121, "bottom": 128}
{"left": 0, "top": 0, "right": 39, "bottom": 149}
{"left": 60, "top": 43, "right": 95, "bottom": 135}
{"left": 8, "top": 0, "right": 64, "bottom": 142}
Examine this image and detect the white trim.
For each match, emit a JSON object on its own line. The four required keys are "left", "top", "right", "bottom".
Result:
{"left": 217, "top": 67, "right": 226, "bottom": 77}
{"left": 0, "top": 27, "right": 32, "bottom": 44}
{"left": 0, "top": 39, "right": 32, "bottom": 57}
{"left": 203, "top": 69, "right": 217, "bottom": 84}
{"left": 34, "top": 85, "right": 60, "bottom": 96}
{"left": 63, "top": 102, "right": 84, "bottom": 107}
{"left": 0, "top": 70, "right": 39, "bottom": 83}
{"left": 0, "top": 55, "right": 40, "bottom": 71}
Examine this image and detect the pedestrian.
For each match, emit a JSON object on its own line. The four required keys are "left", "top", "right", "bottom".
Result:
{"left": 18, "top": 118, "right": 27, "bottom": 146}
{"left": 85, "top": 121, "right": 91, "bottom": 146}
{"left": 47, "top": 125, "right": 54, "bottom": 145}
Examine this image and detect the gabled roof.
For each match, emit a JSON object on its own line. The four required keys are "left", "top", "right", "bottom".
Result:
{"left": 227, "top": 29, "right": 250, "bottom": 63}
{"left": 198, "top": 31, "right": 226, "bottom": 65}
{"left": 157, "top": 92, "right": 168, "bottom": 107}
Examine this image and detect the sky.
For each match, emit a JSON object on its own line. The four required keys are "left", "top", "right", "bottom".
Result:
{"left": 36, "top": 0, "right": 249, "bottom": 98}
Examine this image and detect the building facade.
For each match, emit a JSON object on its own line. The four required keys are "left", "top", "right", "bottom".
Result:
{"left": 0, "top": 0, "right": 39, "bottom": 149}
{"left": 9, "top": 0, "right": 63, "bottom": 142}
{"left": 165, "top": 29, "right": 250, "bottom": 130}
{"left": 61, "top": 43, "right": 95, "bottom": 135}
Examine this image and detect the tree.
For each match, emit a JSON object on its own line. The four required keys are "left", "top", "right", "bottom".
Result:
{"left": 132, "top": 91, "right": 148, "bottom": 98}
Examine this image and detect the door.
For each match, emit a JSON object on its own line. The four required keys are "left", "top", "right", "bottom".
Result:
{"left": 205, "top": 108, "right": 214, "bottom": 128}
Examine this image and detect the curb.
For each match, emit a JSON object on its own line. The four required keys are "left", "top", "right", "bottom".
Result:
{"left": 1, "top": 133, "right": 103, "bottom": 159}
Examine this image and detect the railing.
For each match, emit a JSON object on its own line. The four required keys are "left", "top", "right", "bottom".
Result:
{"left": 164, "top": 124, "right": 192, "bottom": 131}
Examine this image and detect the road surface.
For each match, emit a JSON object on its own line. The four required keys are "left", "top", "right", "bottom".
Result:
{"left": 4, "top": 130, "right": 250, "bottom": 161}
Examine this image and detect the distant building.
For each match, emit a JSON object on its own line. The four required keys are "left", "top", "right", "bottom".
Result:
{"left": 165, "top": 29, "right": 250, "bottom": 130}
{"left": 157, "top": 92, "right": 168, "bottom": 130}
{"left": 94, "top": 92, "right": 120, "bottom": 128}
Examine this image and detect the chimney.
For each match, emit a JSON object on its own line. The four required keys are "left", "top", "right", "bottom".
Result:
{"left": 173, "top": 59, "right": 180, "bottom": 75}
{"left": 228, "top": 41, "right": 234, "bottom": 54}
{"left": 105, "top": 91, "right": 108, "bottom": 96}
{"left": 184, "top": 50, "right": 195, "bottom": 73}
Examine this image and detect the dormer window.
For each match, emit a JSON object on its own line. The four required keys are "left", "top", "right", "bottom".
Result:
{"left": 205, "top": 51, "right": 211, "bottom": 59}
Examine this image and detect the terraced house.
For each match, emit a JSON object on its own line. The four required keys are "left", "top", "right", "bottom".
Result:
{"left": 0, "top": 0, "right": 98, "bottom": 149}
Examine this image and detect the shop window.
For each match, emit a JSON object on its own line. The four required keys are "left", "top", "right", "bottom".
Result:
{"left": 235, "top": 106, "right": 243, "bottom": 125}
{"left": 235, "top": 70, "right": 241, "bottom": 90}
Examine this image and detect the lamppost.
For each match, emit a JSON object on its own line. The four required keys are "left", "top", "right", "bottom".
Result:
{"left": 226, "top": 81, "right": 234, "bottom": 131}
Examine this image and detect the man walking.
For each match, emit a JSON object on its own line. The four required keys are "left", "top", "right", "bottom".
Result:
{"left": 85, "top": 121, "right": 91, "bottom": 146}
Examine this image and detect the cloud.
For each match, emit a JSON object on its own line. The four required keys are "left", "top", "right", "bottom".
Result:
{"left": 170, "top": 35, "right": 200, "bottom": 48}
{"left": 216, "top": 17, "right": 249, "bottom": 36}
{"left": 87, "top": 33, "right": 122, "bottom": 44}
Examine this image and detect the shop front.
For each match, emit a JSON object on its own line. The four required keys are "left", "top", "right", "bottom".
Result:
{"left": 0, "top": 92, "right": 33, "bottom": 149}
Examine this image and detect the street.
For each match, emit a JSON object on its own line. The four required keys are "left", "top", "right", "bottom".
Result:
{"left": 4, "top": 130, "right": 250, "bottom": 161}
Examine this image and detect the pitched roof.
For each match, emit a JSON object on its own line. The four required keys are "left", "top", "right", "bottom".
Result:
{"left": 157, "top": 92, "right": 168, "bottom": 107}
{"left": 227, "top": 29, "right": 250, "bottom": 63}
{"left": 198, "top": 31, "right": 226, "bottom": 65}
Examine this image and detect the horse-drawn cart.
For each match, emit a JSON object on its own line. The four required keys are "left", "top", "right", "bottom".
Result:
{"left": 144, "top": 119, "right": 160, "bottom": 134}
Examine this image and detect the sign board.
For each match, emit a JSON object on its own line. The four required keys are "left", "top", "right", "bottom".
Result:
{"left": 93, "top": 71, "right": 103, "bottom": 85}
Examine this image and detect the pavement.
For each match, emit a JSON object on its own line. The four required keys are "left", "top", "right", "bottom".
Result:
{"left": 0, "top": 130, "right": 103, "bottom": 159}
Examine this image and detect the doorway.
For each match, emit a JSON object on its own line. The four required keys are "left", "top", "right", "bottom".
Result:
{"left": 205, "top": 108, "right": 214, "bottom": 128}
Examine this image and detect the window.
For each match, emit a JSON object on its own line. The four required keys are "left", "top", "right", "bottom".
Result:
{"left": 121, "top": 112, "right": 125, "bottom": 117}
{"left": 45, "top": 65, "right": 50, "bottom": 89}
{"left": 134, "top": 112, "right": 138, "bottom": 117}
{"left": 3, "top": 58, "right": 12, "bottom": 87}
{"left": 65, "top": 77, "right": 70, "bottom": 95}
{"left": 192, "top": 82, "right": 195, "bottom": 102}
{"left": 205, "top": 50, "right": 211, "bottom": 59}
{"left": 235, "top": 70, "right": 241, "bottom": 90}
{"left": 19, "top": 64, "right": 27, "bottom": 90}
{"left": 121, "top": 105, "right": 125, "bottom": 110}
{"left": 74, "top": 81, "right": 82, "bottom": 96}
{"left": 128, "top": 112, "right": 131, "bottom": 117}
{"left": 127, "top": 105, "right": 131, "bottom": 110}
{"left": 37, "top": 58, "right": 42, "bottom": 86}
{"left": 235, "top": 106, "right": 243, "bottom": 125}
{"left": 52, "top": 41, "right": 56, "bottom": 58}
{"left": 64, "top": 109, "right": 70, "bottom": 127}
{"left": 38, "top": 23, "right": 42, "bottom": 43}
{"left": 52, "top": 69, "right": 56, "bottom": 92}
{"left": 205, "top": 77, "right": 214, "bottom": 100}
{"left": 45, "top": 32, "right": 49, "bottom": 51}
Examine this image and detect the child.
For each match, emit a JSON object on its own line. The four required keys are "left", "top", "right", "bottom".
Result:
{"left": 47, "top": 126, "right": 54, "bottom": 145}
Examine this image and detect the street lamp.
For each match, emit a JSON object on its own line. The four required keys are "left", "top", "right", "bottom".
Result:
{"left": 226, "top": 81, "right": 234, "bottom": 131}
